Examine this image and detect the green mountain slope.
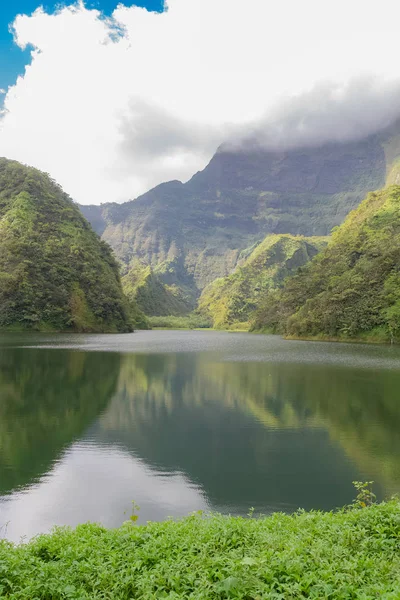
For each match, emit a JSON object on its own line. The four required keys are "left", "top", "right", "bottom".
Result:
{"left": 80, "top": 120, "right": 400, "bottom": 302}
{"left": 253, "top": 185, "right": 400, "bottom": 342}
{"left": 0, "top": 158, "right": 134, "bottom": 332}
{"left": 198, "top": 234, "right": 327, "bottom": 328}
{"left": 122, "top": 260, "right": 195, "bottom": 316}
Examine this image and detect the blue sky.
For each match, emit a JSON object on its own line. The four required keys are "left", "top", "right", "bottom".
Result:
{"left": 0, "top": 0, "right": 163, "bottom": 93}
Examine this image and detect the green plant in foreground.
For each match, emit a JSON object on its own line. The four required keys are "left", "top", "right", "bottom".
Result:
{"left": 352, "top": 481, "right": 377, "bottom": 508}
{"left": 129, "top": 501, "right": 140, "bottom": 524}
{"left": 1, "top": 498, "right": 400, "bottom": 599}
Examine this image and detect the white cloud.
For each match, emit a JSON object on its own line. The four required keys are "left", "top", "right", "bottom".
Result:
{"left": 0, "top": 0, "right": 400, "bottom": 204}
{"left": 225, "top": 78, "right": 400, "bottom": 152}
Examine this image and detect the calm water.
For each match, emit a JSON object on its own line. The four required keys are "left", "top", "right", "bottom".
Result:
{"left": 1, "top": 330, "right": 400, "bottom": 542}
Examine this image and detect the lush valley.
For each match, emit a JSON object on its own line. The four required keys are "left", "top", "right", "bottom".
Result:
{"left": 79, "top": 120, "right": 400, "bottom": 341}
{"left": 4, "top": 3, "right": 400, "bottom": 597}
{"left": 80, "top": 119, "right": 400, "bottom": 312}
{"left": 0, "top": 159, "right": 137, "bottom": 332}
{"left": 2, "top": 119, "right": 400, "bottom": 338}
{"left": 198, "top": 234, "right": 327, "bottom": 329}
{"left": 2, "top": 124, "right": 400, "bottom": 336}
{"left": 253, "top": 185, "right": 400, "bottom": 342}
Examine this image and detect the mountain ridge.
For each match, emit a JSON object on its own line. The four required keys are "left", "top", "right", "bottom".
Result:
{"left": 80, "top": 121, "right": 400, "bottom": 302}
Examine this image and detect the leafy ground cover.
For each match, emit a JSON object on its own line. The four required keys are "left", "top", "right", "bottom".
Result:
{"left": 1, "top": 499, "right": 400, "bottom": 599}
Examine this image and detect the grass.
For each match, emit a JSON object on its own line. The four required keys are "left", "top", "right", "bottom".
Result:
{"left": 1, "top": 500, "right": 400, "bottom": 599}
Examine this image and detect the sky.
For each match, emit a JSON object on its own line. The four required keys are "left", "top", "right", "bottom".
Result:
{"left": 1, "top": 0, "right": 400, "bottom": 205}
{"left": 0, "top": 1, "right": 163, "bottom": 93}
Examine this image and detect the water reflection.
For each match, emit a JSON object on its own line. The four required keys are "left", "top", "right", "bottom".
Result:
{"left": 98, "top": 353, "right": 399, "bottom": 512}
{"left": 0, "top": 444, "right": 207, "bottom": 541}
{"left": 0, "top": 348, "right": 121, "bottom": 494}
{"left": 201, "top": 360, "right": 400, "bottom": 496}
{"left": 1, "top": 332, "right": 400, "bottom": 541}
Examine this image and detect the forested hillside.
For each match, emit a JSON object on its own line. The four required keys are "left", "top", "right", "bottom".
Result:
{"left": 80, "top": 119, "right": 400, "bottom": 306}
{"left": 253, "top": 185, "right": 400, "bottom": 342}
{"left": 0, "top": 158, "right": 137, "bottom": 332}
{"left": 198, "top": 235, "right": 327, "bottom": 328}
{"left": 122, "top": 260, "right": 195, "bottom": 316}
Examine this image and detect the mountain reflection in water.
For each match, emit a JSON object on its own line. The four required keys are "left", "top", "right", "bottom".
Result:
{"left": 1, "top": 331, "right": 400, "bottom": 541}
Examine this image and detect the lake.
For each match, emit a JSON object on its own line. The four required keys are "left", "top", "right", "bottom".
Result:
{"left": 1, "top": 330, "right": 400, "bottom": 542}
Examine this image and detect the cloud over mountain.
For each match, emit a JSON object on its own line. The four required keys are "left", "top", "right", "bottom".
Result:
{"left": 0, "top": 0, "right": 400, "bottom": 204}
{"left": 227, "top": 78, "right": 400, "bottom": 152}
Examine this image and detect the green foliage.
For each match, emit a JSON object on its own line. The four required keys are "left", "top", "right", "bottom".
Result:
{"left": 353, "top": 481, "right": 377, "bottom": 508}
{"left": 1, "top": 501, "right": 400, "bottom": 598}
{"left": 253, "top": 186, "right": 400, "bottom": 342}
{"left": 126, "top": 295, "right": 151, "bottom": 329}
{"left": 128, "top": 501, "right": 140, "bottom": 524}
{"left": 149, "top": 314, "right": 212, "bottom": 329}
{"left": 122, "top": 259, "right": 195, "bottom": 317}
{"left": 198, "top": 235, "right": 327, "bottom": 329}
{"left": 0, "top": 159, "right": 133, "bottom": 332}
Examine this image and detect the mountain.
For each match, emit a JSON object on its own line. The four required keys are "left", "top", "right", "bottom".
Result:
{"left": 252, "top": 185, "right": 400, "bottom": 342}
{"left": 80, "top": 120, "right": 400, "bottom": 306}
{"left": 198, "top": 234, "right": 327, "bottom": 328}
{"left": 0, "top": 158, "right": 135, "bottom": 332}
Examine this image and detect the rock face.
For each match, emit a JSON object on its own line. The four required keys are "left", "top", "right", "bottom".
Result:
{"left": 80, "top": 121, "right": 400, "bottom": 306}
{"left": 0, "top": 158, "right": 133, "bottom": 332}
{"left": 253, "top": 185, "right": 400, "bottom": 342}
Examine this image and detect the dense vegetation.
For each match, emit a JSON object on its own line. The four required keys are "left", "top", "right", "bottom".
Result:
{"left": 1, "top": 499, "right": 400, "bottom": 598}
{"left": 80, "top": 120, "right": 400, "bottom": 304}
{"left": 253, "top": 185, "right": 400, "bottom": 342}
{"left": 198, "top": 235, "right": 326, "bottom": 328}
{"left": 122, "top": 260, "right": 194, "bottom": 317}
{"left": 0, "top": 159, "right": 135, "bottom": 332}
{"left": 149, "top": 314, "right": 211, "bottom": 328}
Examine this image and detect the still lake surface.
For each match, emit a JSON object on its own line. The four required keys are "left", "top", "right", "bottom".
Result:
{"left": 1, "top": 330, "right": 400, "bottom": 541}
